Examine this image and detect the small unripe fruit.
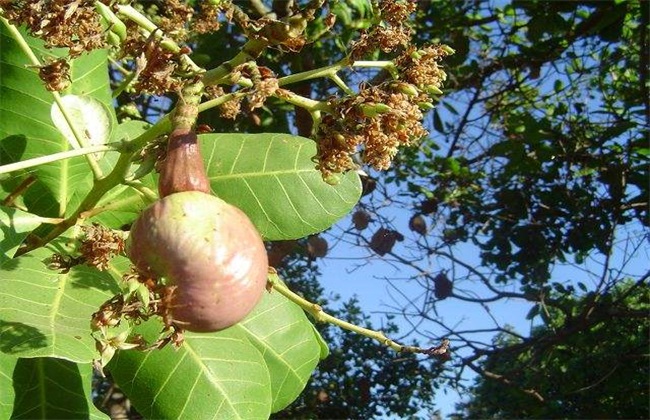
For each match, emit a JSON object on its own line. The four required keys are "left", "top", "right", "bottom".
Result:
{"left": 307, "top": 236, "right": 328, "bottom": 259}
{"left": 127, "top": 191, "right": 268, "bottom": 332}
{"left": 409, "top": 214, "right": 427, "bottom": 235}
{"left": 433, "top": 273, "right": 453, "bottom": 300}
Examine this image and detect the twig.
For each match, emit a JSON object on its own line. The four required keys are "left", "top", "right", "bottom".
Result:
{"left": 268, "top": 270, "right": 451, "bottom": 359}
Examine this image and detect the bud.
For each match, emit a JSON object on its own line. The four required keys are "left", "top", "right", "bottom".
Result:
{"left": 441, "top": 45, "right": 456, "bottom": 55}
{"left": 426, "top": 85, "right": 444, "bottom": 96}
{"left": 360, "top": 103, "right": 392, "bottom": 118}
{"left": 323, "top": 173, "right": 341, "bottom": 186}
{"left": 393, "top": 82, "right": 420, "bottom": 97}
{"left": 417, "top": 102, "right": 435, "bottom": 111}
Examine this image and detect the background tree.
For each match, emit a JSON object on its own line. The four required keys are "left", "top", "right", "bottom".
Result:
{"left": 455, "top": 280, "right": 649, "bottom": 419}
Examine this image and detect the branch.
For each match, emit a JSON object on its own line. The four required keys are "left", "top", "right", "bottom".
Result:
{"left": 466, "top": 361, "right": 545, "bottom": 402}
{"left": 268, "top": 271, "right": 451, "bottom": 359}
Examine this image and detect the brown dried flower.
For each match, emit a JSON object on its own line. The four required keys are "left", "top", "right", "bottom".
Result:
{"left": 349, "top": 0, "right": 416, "bottom": 60}
{"left": 193, "top": 1, "right": 225, "bottom": 35}
{"left": 315, "top": 83, "right": 427, "bottom": 178}
{"left": 395, "top": 45, "right": 452, "bottom": 92}
{"left": 80, "top": 223, "right": 125, "bottom": 271}
{"left": 205, "top": 85, "right": 242, "bottom": 120}
{"left": 156, "top": 0, "right": 194, "bottom": 42}
{"left": 38, "top": 58, "right": 71, "bottom": 91}
{"left": 121, "top": 26, "right": 183, "bottom": 95}
{"left": 1, "top": 0, "right": 106, "bottom": 57}
{"left": 248, "top": 77, "right": 279, "bottom": 110}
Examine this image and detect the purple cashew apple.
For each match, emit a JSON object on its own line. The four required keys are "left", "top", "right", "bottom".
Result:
{"left": 127, "top": 191, "right": 269, "bottom": 332}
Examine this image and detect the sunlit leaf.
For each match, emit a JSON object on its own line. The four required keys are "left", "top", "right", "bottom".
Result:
{"left": 0, "top": 24, "right": 113, "bottom": 218}
{"left": 0, "top": 242, "right": 124, "bottom": 362}
{"left": 200, "top": 133, "right": 361, "bottom": 241}
{"left": 0, "top": 206, "right": 43, "bottom": 262}
{"left": 109, "top": 280, "right": 324, "bottom": 417}
{"left": 0, "top": 353, "right": 16, "bottom": 418}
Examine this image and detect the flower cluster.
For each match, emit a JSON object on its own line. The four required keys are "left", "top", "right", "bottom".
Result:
{"left": 395, "top": 45, "right": 452, "bottom": 93}
{"left": 79, "top": 223, "right": 125, "bottom": 271}
{"left": 0, "top": 0, "right": 106, "bottom": 57}
{"left": 148, "top": 0, "right": 224, "bottom": 41}
{"left": 315, "top": 83, "right": 425, "bottom": 179}
{"left": 315, "top": 43, "right": 452, "bottom": 180}
{"left": 349, "top": 0, "right": 416, "bottom": 60}
{"left": 121, "top": 25, "right": 184, "bottom": 95}
{"left": 38, "top": 58, "right": 71, "bottom": 91}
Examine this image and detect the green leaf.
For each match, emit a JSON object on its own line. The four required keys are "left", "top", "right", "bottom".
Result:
{"left": 50, "top": 95, "right": 113, "bottom": 161}
{"left": 0, "top": 24, "right": 113, "bottom": 218}
{"left": 109, "top": 321, "right": 273, "bottom": 419}
{"left": 0, "top": 353, "right": 17, "bottom": 418}
{"left": 0, "top": 206, "right": 43, "bottom": 262}
{"left": 200, "top": 133, "right": 361, "bottom": 241}
{"left": 11, "top": 357, "right": 107, "bottom": 419}
{"left": 240, "top": 288, "right": 324, "bottom": 412}
{"left": 109, "top": 285, "right": 324, "bottom": 418}
{"left": 0, "top": 242, "right": 123, "bottom": 362}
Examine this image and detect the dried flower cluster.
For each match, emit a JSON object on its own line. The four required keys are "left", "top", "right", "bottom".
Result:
{"left": 122, "top": 26, "right": 184, "bottom": 95}
{"left": 349, "top": 0, "right": 416, "bottom": 60}
{"left": 206, "top": 85, "right": 243, "bottom": 119}
{"left": 395, "top": 45, "right": 452, "bottom": 91}
{"left": 149, "top": 0, "right": 224, "bottom": 41}
{"left": 315, "top": 82, "right": 426, "bottom": 178}
{"left": 0, "top": 0, "right": 107, "bottom": 57}
{"left": 38, "top": 58, "right": 71, "bottom": 91}
{"left": 79, "top": 223, "right": 125, "bottom": 271}
{"left": 315, "top": 43, "right": 452, "bottom": 179}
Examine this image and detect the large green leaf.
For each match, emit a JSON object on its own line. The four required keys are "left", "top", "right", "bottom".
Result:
{"left": 200, "top": 133, "right": 361, "bottom": 240}
{"left": 11, "top": 357, "right": 107, "bottom": 419}
{"left": 0, "top": 206, "right": 43, "bottom": 262}
{"left": 109, "top": 321, "right": 272, "bottom": 419}
{"left": 109, "top": 283, "right": 324, "bottom": 418}
{"left": 0, "top": 243, "right": 123, "bottom": 362}
{"left": 239, "top": 287, "right": 325, "bottom": 412}
{"left": 0, "top": 23, "right": 112, "bottom": 218}
{"left": 0, "top": 353, "right": 17, "bottom": 418}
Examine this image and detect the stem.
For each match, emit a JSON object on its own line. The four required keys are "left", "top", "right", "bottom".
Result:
{"left": 79, "top": 184, "right": 155, "bottom": 219}
{"left": 115, "top": 4, "right": 202, "bottom": 74}
{"left": 198, "top": 92, "right": 246, "bottom": 113}
{"left": 123, "top": 181, "right": 158, "bottom": 203}
{"left": 109, "top": 56, "right": 137, "bottom": 99}
{"left": 274, "top": 89, "right": 329, "bottom": 112}
{"left": 14, "top": 117, "right": 168, "bottom": 256}
{"left": 202, "top": 39, "right": 269, "bottom": 86}
{"left": 352, "top": 60, "right": 399, "bottom": 79}
{"left": 0, "top": 145, "right": 118, "bottom": 175}
{"left": 277, "top": 59, "right": 349, "bottom": 87}
{"left": 268, "top": 272, "right": 442, "bottom": 355}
